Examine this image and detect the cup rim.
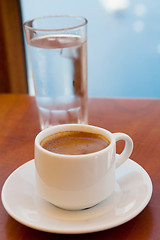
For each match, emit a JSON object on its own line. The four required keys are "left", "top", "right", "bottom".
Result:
{"left": 35, "top": 124, "right": 115, "bottom": 158}
{"left": 24, "top": 15, "right": 88, "bottom": 32}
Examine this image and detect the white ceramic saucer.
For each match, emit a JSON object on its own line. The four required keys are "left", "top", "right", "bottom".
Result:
{"left": 1, "top": 159, "right": 152, "bottom": 234}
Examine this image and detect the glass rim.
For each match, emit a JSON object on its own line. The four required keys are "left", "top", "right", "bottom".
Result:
{"left": 23, "top": 14, "right": 88, "bottom": 32}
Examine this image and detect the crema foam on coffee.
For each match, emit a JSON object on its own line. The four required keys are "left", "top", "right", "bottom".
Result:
{"left": 40, "top": 131, "right": 110, "bottom": 155}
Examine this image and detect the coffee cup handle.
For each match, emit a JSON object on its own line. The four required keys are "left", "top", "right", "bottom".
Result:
{"left": 113, "top": 133, "right": 133, "bottom": 168}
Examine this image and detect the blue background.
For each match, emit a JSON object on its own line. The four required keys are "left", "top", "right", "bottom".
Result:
{"left": 21, "top": 0, "right": 160, "bottom": 98}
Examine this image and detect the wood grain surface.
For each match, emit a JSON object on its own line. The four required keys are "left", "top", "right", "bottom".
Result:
{"left": 0, "top": 94, "right": 160, "bottom": 240}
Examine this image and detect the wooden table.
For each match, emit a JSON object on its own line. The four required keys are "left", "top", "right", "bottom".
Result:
{"left": 0, "top": 94, "right": 160, "bottom": 240}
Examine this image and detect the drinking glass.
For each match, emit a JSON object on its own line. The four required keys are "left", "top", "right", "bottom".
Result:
{"left": 24, "top": 15, "right": 88, "bottom": 129}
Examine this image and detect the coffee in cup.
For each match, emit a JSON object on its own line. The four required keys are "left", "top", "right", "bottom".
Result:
{"left": 35, "top": 124, "right": 133, "bottom": 210}
{"left": 40, "top": 131, "right": 110, "bottom": 155}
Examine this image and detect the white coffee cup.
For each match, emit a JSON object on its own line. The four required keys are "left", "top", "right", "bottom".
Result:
{"left": 35, "top": 124, "right": 133, "bottom": 210}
